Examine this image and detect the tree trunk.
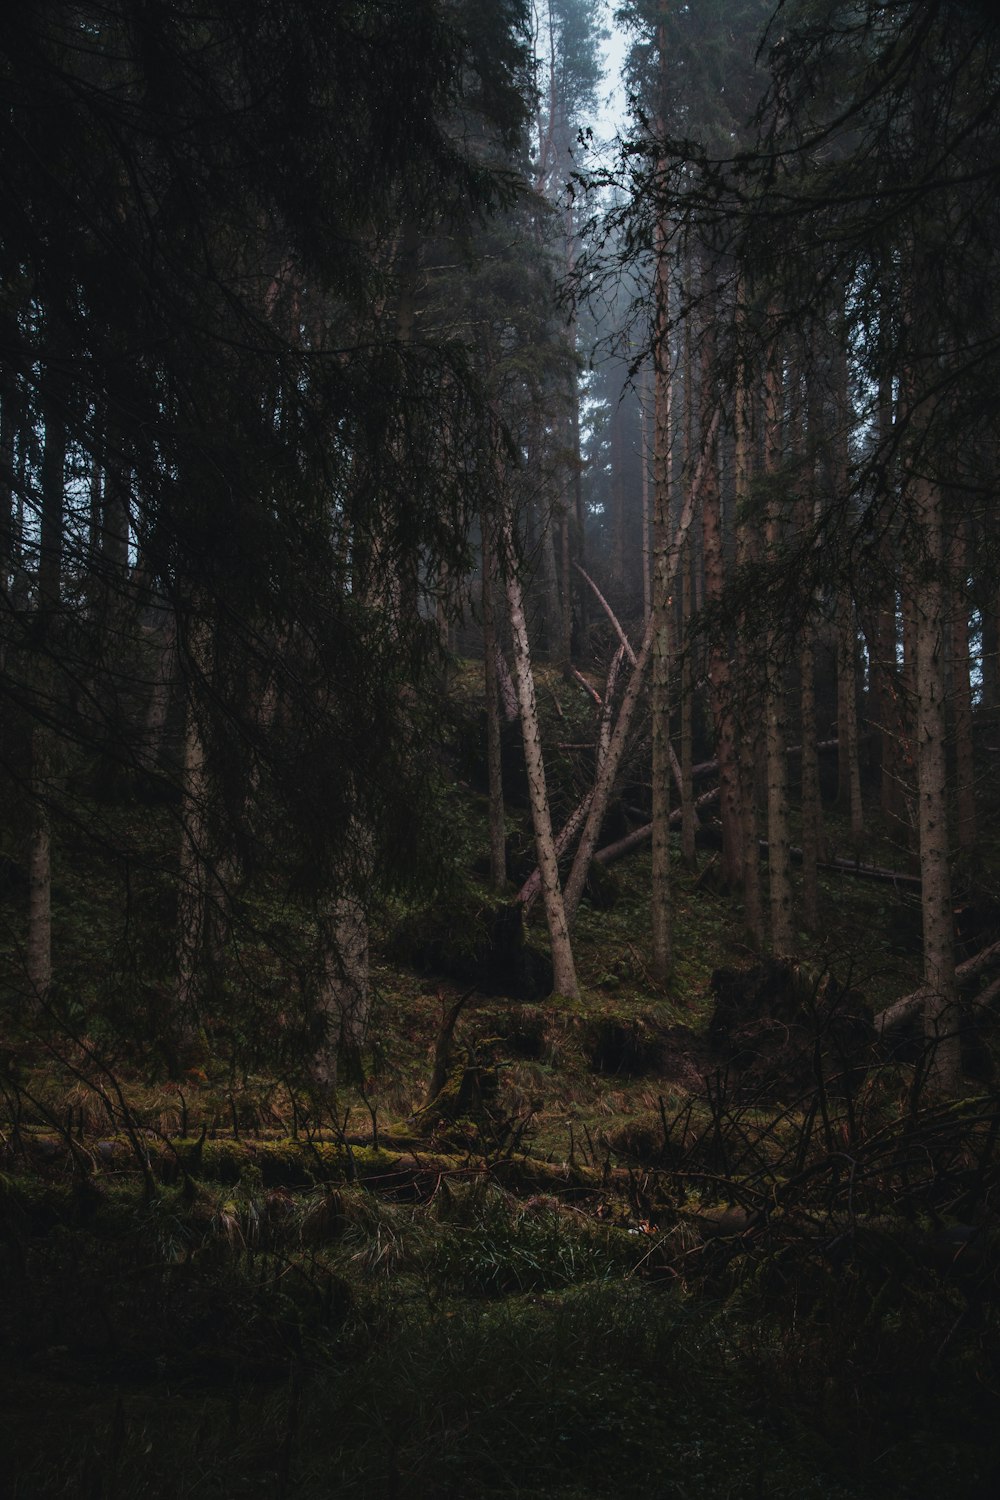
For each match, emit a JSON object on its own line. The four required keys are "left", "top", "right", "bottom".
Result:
{"left": 313, "top": 889, "right": 370, "bottom": 1093}
{"left": 950, "top": 516, "right": 976, "bottom": 853}
{"left": 481, "top": 520, "right": 508, "bottom": 891}
{"left": 563, "top": 407, "right": 719, "bottom": 926}
{"left": 610, "top": 396, "right": 626, "bottom": 599}
{"left": 26, "top": 367, "right": 67, "bottom": 1007}
{"left": 640, "top": 373, "right": 652, "bottom": 626}
{"left": 175, "top": 670, "right": 208, "bottom": 1056}
{"left": 799, "top": 631, "right": 821, "bottom": 930}
{"left": 141, "top": 605, "right": 177, "bottom": 772}
{"left": 733, "top": 299, "right": 763, "bottom": 942}
{"left": 680, "top": 532, "right": 697, "bottom": 871}
{"left": 914, "top": 471, "right": 961, "bottom": 1092}
{"left": 763, "top": 332, "right": 794, "bottom": 952}
{"left": 500, "top": 511, "right": 579, "bottom": 998}
{"left": 650, "top": 212, "right": 673, "bottom": 983}
{"left": 26, "top": 725, "right": 52, "bottom": 1006}
{"left": 700, "top": 265, "right": 741, "bottom": 888}
{"left": 837, "top": 592, "right": 865, "bottom": 844}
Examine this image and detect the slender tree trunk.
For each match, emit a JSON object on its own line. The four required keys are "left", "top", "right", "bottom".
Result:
{"left": 175, "top": 663, "right": 209, "bottom": 1055}
{"left": 837, "top": 593, "right": 865, "bottom": 844}
{"left": 314, "top": 885, "right": 370, "bottom": 1092}
{"left": 481, "top": 520, "right": 508, "bottom": 890}
{"left": 800, "top": 632, "right": 821, "bottom": 930}
{"left": 763, "top": 331, "right": 794, "bottom": 952}
{"left": 731, "top": 284, "right": 763, "bottom": 940}
{"left": 26, "top": 725, "right": 52, "bottom": 1005}
{"left": 610, "top": 396, "right": 626, "bottom": 599}
{"left": 560, "top": 508, "right": 573, "bottom": 663}
{"left": 680, "top": 532, "right": 697, "bottom": 871}
{"left": 540, "top": 496, "right": 562, "bottom": 662}
{"left": 563, "top": 408, "right": 719, "bottom": 926}
{"left": 38, "top": 368, "right": 66, "bottom": 617}
{"left": 640, "top": 373, "right": 652, "bottom": 626}
{"left": 797, "top": 355, "right": 821, "bottom": 929}
{"left": 914, "top": 472, "right": 961, "bottom": 1092}
{"left": 500, "top": 511, "right": 579, "bottom": 998}
{"left": 0, "top": 371, "right": 13, "bottom": 604}
{"left": 564, "top": 386, "right": 584, "bottom": 659}
{"left": 875, "top": 586, "right": 907, "bottom": 827}
{"left": 700, "top": 263, "right": 741, "bottom": 887}
{"left": 26, "top": 368, "right": 67, "bottom": 1007}
{"left": 950, "top": 516, "right": 976, "bottom": 853}
{"left": 650, "top": 208, "right": 673, "bottom": 983}
{"left": 141, "top": 605, "right": 177, "bottom": 771}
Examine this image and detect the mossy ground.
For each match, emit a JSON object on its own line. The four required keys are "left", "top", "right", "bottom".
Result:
{"left": 2, "top": 661, "right": 999, "bottom": 1496}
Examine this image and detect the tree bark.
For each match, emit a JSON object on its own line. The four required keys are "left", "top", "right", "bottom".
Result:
{"left": 734, "top": 290, "right": 763, "bottom": 942}
{"left": 950, "top": 515, "right": 976, "bottom": 853}
{"left": 314, "top": 888, "right": 370, "bottom": 1091}
{"left": 650, "top": 202, "right": 673, "bottom": 982}
{"left": 26, "top": 367, "right": 67, "bottom": 1007}
{"left": 876, "top": 938, "right": 1000, "bottom": 1035}
{"left": 700, "top": 264, "right": 741, "bottom": 888}
{"left": 837, "top": 591, "right": 865, "bottom": 842}
{"left": 562, "top": 407, "right": 720, "bottom": 926}
{"left": 914, "top": 471, "right": 961, "bottom": 1092}
{"left": 26, "top": 725, "right": 52, "bottom": 1005}
{"left": 799, "top": 631, "right": 821, "bottom": 930}
{"left": 481, "top": 520, "right": 508, "bottom": 891}
{"left": 175, "top": 657, "right": 209, "bottom": 1052}
{"left": 763, "top": 330, "right": 794, "bottom": 953}
{"left": 500, "top": 510, "right": 579, "bottom": 998}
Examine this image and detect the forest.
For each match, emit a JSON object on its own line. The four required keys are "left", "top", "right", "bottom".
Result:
{"left": 2, "top": 1, "right": 999, "bottom": 1494}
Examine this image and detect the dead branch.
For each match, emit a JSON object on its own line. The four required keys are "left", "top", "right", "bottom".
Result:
{"left": 573, "top": 562, "right": 638, "bottom": 665}
{"left": 565, "top": 664, "right": 602, "bottom": 707}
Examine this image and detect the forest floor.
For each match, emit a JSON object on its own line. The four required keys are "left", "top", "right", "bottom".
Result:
{"left": 2, "top": 663, "right": 999, "bottom": 1497}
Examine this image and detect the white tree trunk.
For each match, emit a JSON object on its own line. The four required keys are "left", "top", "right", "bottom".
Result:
{"left": 500, "top": 513, "right": 579, "bottom": 998}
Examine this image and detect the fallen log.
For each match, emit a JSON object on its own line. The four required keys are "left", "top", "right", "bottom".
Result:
{"left": 592, "top": 795, "right": 919, "bottom": 891}
{"left": 796, "top": 848, "right": 921, "bottom": 888}
{"left": 594, "top": 787, "right": 721, "bottom": 868}
{"left": 573, "top": 562, "right": 638, "bottom": 666}
{"left": 517, "top": 790, "right": 595, "bottom": 910}
{"left": 874, "top": 939, "right": 1000, "bottom": 1035}
{"left": 690, "top": 738, "right": 843, "bottom": 783}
